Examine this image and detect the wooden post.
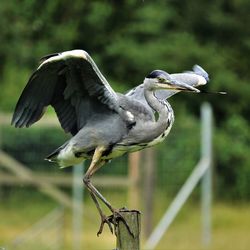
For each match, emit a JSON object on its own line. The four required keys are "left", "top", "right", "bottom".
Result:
{"left": 115, "top": 210, "right": 141, "bottom": 250}
{"left": 143, "top": 147, "right": 156, "bottom": 237}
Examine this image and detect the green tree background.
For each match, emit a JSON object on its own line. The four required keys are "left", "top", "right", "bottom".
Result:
{"left": 0, "top": 0, "right": 249, "bottom": 200}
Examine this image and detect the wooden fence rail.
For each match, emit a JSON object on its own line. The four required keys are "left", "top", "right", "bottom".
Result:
{"left": 0, "top": 172, "right": 130, "bottom": 188}
{"left": 0, "top": 150, "right": 73, "bottom": 208}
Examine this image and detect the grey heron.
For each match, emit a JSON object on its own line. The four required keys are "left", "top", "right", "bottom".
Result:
{"left": 11, "top": 49, "right": 209, "bottom": 235}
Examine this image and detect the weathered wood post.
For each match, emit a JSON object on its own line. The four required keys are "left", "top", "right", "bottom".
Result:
{"left": 143, "top": 148, "right": 156, "bottom": 237}
{"left": 115, "top": 210, "right": 141, "bottom": 250}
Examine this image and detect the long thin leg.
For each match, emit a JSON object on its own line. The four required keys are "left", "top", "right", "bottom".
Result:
{"left": 83, "top": 146, "right": 115, "bottom": 234}
{"left": 86, "top": 181, "right": 114, "bottom": 211}
{"left": 83, "top": 146, "right": 114, "bottom": 210}
{"left": 89, "top": 192, "right": 113, "bottom": 236}
{"left": 82, "top": 149, "right": 113, "bottom": 235}
{"left": 85, "top": 146, "right": 106, "bottom": 178}
{"left": 83, "top": 146, "right": 113, "bottom": 210}
{"left": 84, "top": 179, "right": 133, "bottom": 236}
{"left": 83, "top": 146, "right": 133, "bottom": 236}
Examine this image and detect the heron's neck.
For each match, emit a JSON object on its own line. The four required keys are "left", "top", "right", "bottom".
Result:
{"left": 144, "top": 88, "right": 170, "bottom": 130}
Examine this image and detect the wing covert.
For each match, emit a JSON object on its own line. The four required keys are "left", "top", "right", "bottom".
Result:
{"left": 11, "top": 50, "right": 121, "bottom": 134}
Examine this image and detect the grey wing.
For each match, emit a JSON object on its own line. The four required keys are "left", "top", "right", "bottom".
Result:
{"left": 11, "top": 50, "right": 121, "bottom": 135}
{"left": 126, "top": 65, "right": 209, "bottom": 102}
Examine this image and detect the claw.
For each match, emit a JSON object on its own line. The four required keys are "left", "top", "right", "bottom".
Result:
{"left": 119, "top": 207, "right": 141, "bottom": 214}
{"left": 108, "top": 209, "right": 135, "bottom": 238}
{"left": 96, "top": 208, "right": 136, "bottom": 238}
{"left": 97, "top": 214, "right": 114, "bottom": 236}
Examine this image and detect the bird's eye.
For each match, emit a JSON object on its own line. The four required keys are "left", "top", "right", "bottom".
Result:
{"left": 157, "top": 77, "right": 165, "bottom": 83}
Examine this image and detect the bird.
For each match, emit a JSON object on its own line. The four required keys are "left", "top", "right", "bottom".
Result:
{"left": 11, "top": 49, "right": 209, "bottom": 236}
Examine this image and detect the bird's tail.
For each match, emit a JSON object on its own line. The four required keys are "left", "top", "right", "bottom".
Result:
{"left": 45, "top": 151, "right": 59, "bottom": 162}
{"left": 44, "top": 141, "right": 69, "bottom": 163}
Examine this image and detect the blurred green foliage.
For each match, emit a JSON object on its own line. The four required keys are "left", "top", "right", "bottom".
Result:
{"left": 0, "top": 0, "right": 249, "bottom": 200}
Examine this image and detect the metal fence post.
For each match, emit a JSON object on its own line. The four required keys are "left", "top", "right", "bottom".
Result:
{"left": 201, "top": 103, "right": 212, "bottom": 246}
{"left": 72, "top": 163, "right": 84, "bottom": 250}
{"left": 144, "top": 103, "right": 213, "bottom": 250}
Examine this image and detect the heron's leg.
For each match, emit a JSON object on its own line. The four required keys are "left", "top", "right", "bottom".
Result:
{"left": 87, "top": 181, "right": 134, "bottom": 236}
{"left": 83, "top": 146, "right": 118, "bottom": 211}
{"left": 84, "top": 146, "right": 106, "bottom": 177}
{"left": 83, "top": 146, "right": 114, "bottom": 209}
{"left": 83, "top": 146, "right": 115, "bottom": 235}
{"left": 85, "top": 174, "right": 114, "bottom": 235}
{"left": 85, "top": 158, "right": 105, "bottom": 178}
{"left": 83, "top": 146, "right": 133, "bottom": 236}
{"left": 89, "top": 192, "right": 114, "bottom": 236}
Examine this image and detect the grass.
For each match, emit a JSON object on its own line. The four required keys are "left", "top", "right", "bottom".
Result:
{"left": 0, "top": 188, "right": 250, "bottom": 250}
{"left": 154, "top": 202, "right": 250, "bottom": 250}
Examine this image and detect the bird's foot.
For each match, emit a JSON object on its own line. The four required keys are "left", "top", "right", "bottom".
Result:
{"left": 97, "top": 208, "right": 137, "bottom": 238}
{"left": 119, "top": 207, "right": 141, "bottom": 214}
{"left": 107, "top": 208, "right": 137, "bottom": 237}
{"left": 97, "top": 214, "right": 114, "bottom": 236}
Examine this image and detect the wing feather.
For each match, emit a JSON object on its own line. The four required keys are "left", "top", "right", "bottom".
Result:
{"left": 27, "top": 103, "right": 45, "bottom": 127}
{"left": 12, "top": 50, "right": 120, "bottom": 135}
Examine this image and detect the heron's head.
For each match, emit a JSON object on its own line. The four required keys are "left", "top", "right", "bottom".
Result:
{"left": 144, "top": 70, "right": 200, "bottom": 93}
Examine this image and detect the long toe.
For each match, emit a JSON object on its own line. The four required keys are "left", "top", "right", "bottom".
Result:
{"left": 119, "top": 207, "right": 141, "bottom": 214}
{"left": 108, "top": 209, "right": 135, "bottom": 238}
{"left": 97, "top": 214, "right": 114, "bottom": 236}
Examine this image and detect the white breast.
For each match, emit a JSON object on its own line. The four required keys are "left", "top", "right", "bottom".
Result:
{"left": 145, "top": 110, "right": 174, "bottom": 148}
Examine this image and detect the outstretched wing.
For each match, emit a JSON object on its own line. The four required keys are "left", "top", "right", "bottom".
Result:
{"left": 126, "top": 65, "right": 209, "bottom": 103}
{"left": 11, "top": 50, "right": 120, "bottom": 135}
